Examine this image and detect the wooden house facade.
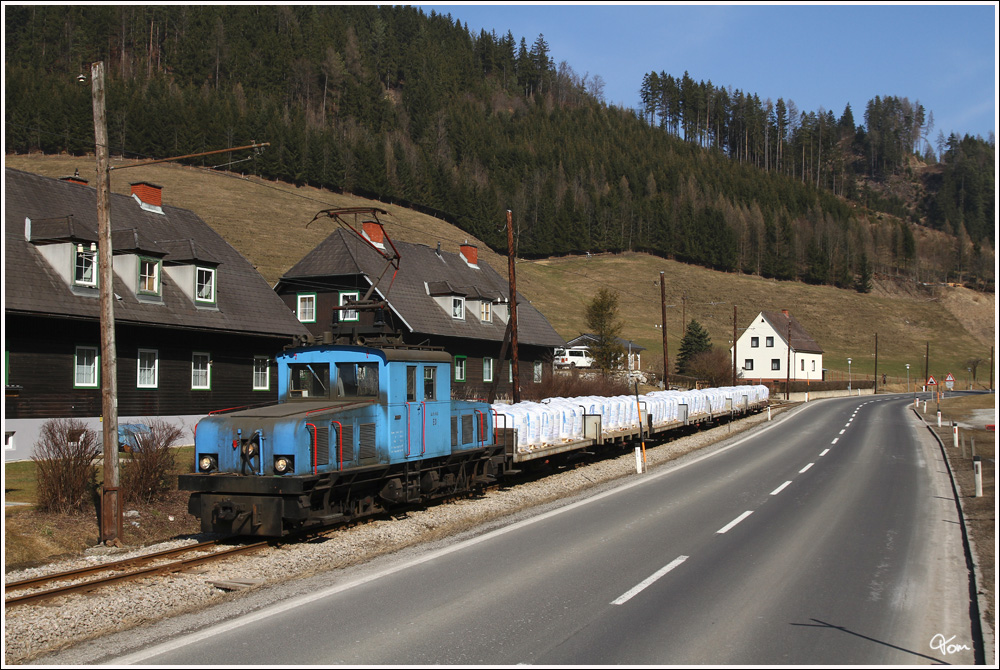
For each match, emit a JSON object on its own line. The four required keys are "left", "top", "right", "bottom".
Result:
{"left": 4, "top": 169, "right": 308, "bottom": 461}
{"left": 274, "top": 222, "right": 565, "bottom": 400}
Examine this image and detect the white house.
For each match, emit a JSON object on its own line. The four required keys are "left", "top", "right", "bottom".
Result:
{"left": 731, "top": 310, "right": 824, "bottom": 382}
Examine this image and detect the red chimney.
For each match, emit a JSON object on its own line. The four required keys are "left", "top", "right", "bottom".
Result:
{"left": 362, "top": 221, "right": 385, "bottom": 248}
{"left": 460, "top": 242, "right": 478, "bottom": 267}
{"left": 782, "top": 309, "right": 789, "bottom": 317}
{"left": 60, "top": 169, "right": 89, "bottom": 186}
{"left": 130, "top": 181, "right": 163, "bottom": 208}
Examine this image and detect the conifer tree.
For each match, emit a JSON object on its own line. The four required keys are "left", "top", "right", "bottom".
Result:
{"left": 584, "top": 288, "right": 625, "bottom": 372}
{"left": 676, "top": 319, "right": 712, "bottom": 375}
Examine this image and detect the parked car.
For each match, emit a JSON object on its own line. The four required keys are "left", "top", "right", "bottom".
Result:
{"left": 554, "top": 347, "right": 595, "bottom": 368}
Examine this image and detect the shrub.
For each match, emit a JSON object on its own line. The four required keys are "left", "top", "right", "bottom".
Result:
{"left": 120, "top": 419, "right": 182, "bottom": 504}
{"left": 524, "top": 369, "right": 633, "bottom": 401}
{"left": 32, "top": 418, "right": 100, "bottom": 513}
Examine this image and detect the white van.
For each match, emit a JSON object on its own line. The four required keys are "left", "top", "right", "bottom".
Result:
{"left": 554, "top": 347, "right": 595, "bottom": 368}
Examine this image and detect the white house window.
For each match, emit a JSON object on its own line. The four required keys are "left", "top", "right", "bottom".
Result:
{"left": 452, "top": 297, "right": 465, "bottom": 320}
{"left": 480, "top": 301, "right": 492, "bottom": 322}
{"left": 138, "top": 257, "right": 161, "bottom": 295}
{"left": 744, "top": 359, "right": 754, "bottom": 371}
{"left": 196, "top": 267, "right": 216, "bottom": 303}
{"left": 74, "top": 346, "right": 99, "bottom": 388}
{"left": 137, "top": 349, "right": 158, "bottom": 388}
{"left": 454, "top": 356, "right": 467, "bottom": 382}
{"left": 297, "top": 294, "right": 316, "bottom": 323}
{"left": 483, "top": 357, "right": 494, "bottom": 383}
{"left": 339, "top": 291, "right": 359, "bottom": 322}
{"left": 771, "top": 359, "right": 781, "bottom": 371}
{"left": 750, "top": 337, "right": 759, "bottom": 348}
{"left": 812, "top": 360, "right": 816, "bottom": 372}
{"left": 766, "top": 336, "right": 774, "bottom": 347}
{"left": 192, "top": 352, "right": 211, "bottom": 389}
{"left": 801, "top": 360, "right": 805, "bottom": 371}
{"left": 253, "top": 356, "right": 270, "bottom": 391}
{"left": 74, "top": 245, "right": 98, "bottom": 286}
{"left": 533, "top": 361, "right": 543, "bottom": 383}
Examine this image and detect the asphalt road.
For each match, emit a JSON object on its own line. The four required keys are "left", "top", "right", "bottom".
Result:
{"left": 118, "top": 394, "right": 977, "bottom": 665}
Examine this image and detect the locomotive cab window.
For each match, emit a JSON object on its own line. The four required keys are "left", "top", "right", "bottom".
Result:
{"left": 289, "top": 363, "right": 330, "bottom": 399}
{"left": 336, "top": 362, "right": 379, "bottom": 397}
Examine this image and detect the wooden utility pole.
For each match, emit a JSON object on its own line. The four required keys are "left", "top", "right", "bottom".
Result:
{"left": 506, "top": 210, "right": 520, "bottom": 404}
{"left": 785, "top": 320, "right": 791, "bottom": 400}
{"left": 92, "top": 61, "right": 121, "bottom": 545}
{"left": 732, "top": 305, "right": 737, "bottom": 387}
{"left": 660, "top": 272, "right": 668, "bottom": 389}
{"left": 874, "top": 332, "right": 879, "bottom": 395}
{"left": 924, "top": 341, "right": 929, "bottom": 390}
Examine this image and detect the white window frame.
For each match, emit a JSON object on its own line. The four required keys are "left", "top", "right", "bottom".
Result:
{"left": 74, "top": 346, "right": 99, "bottom": 388}
{"left": 750, "top": 336, "right": 759, "bottom": 348}
{"left": 480, "top": 301, "right": 492, "bottom": 323}
{"left": 744, "top": 359, "right": 754, "bottom": 371}
{"left": 196, "top": 266, "right": 217, "bottom": 304}
{"left": 137, "top": 348, "right": 159, "bottom": 388}
{"left": 253, "top": 355, "right": 270, "bottom": 391}
{"left": 452, "top": 297, "right": 465, "bottom": 320}
{"left": 483, "top": 357, "right": 494, "bottom": 383}
{"left": 297, "top": 294, "right": 317, "bottom": 323}
{"left": 766, "top": 336, "right": 774, "bottom": 348}
{"left": 771, "top": 359, "right": 781, "bottom": 371}
{"left": 454, "top": 355, "right": 467, "bottom": 382}
{"left": 339, "top": 291, "right": 360, "bottom": 322}
{"left": 74, "top": 245, "right": 98, "bottom": 287}
{"left": 138, "top": 257, "right": 161, "bottom": 296}
{"left": 533, "top": 361, "right": 543, "bottom": 383}
{"left": 192, "top": 352, "right": 212, "bottom": 390}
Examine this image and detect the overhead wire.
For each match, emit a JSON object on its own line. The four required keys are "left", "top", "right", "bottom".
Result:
{"left": 9, "top": 120, "right": 742, "bottom": 313}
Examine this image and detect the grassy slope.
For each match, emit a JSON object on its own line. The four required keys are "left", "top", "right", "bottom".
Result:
{"left": 5, "top": 153, "right": 994, "bottom": 384}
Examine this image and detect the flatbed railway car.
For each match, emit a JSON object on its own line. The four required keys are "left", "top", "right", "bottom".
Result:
{"left": 180, "top": 343, "right": 769, "bottom": 537}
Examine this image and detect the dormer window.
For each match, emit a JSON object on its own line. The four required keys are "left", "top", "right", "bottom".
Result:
{"left": 138, "top": 257, "right": 161, "bottom": 296}
{"left": 74, "top": 244, "right": 98, "bottom": 287}
{"left": 452, "top": 297, "right": 465, "bottom": 320}
{"left": 480, "top": 301, "right": 492, "bottom": 323}
{"left": 196, "top": 267, "right": 217, "bottom": 304}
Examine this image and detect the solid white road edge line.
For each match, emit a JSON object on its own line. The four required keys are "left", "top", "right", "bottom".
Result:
{"left": 611, "top": 555, "right": 689, "bottom": 605}
{"left": 112, "top": 404, "right": 807, "bottom": 664}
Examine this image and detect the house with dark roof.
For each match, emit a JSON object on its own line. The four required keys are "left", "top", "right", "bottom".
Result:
{"left": 4, "top": 168, "right": 308, "bottom": 461}
{"left": 274, "top": 222, "right": 565, "bottom": 399}
{"left": 731, "top": 310, "right": 824, "bottom": 382}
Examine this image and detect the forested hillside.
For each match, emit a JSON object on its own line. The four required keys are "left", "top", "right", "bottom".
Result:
{"left": 4, "top": 5, "right": 994, "bottom": 289}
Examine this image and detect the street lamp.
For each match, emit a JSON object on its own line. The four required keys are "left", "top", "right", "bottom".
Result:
{"left": 848, "top": 357, "right": 852, "bottom": 392}
{"left": 906, "top": 363, "right": 910, "bottom": 394}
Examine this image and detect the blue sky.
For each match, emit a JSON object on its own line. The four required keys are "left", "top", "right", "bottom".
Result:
{"left": 421, "top": 3, "right": 997, "bottom": 148}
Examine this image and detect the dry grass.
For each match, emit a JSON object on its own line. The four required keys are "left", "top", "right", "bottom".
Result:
{"left": 6, "top": 153, "right": 993, "bottom": 387}
{"left": 923, "top": 393, "right": 996, "bottom": 637}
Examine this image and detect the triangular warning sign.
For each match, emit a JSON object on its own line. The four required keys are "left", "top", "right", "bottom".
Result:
{"left": 945, "top": 372, "right": 956, "bottom": 382}
{"left": 926, "top": 376, "right": 937, "bottom": 385}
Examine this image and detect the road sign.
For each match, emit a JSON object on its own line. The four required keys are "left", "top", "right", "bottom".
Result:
{"left": 926, "top": 375, "right": 937, "bottom": 386}
{"left": 945, "top": 373, "right": 956, "bottom": 382}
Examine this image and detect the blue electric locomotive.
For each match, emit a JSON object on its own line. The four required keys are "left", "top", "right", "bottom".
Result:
{"left": 179, "top": 344, "right": 501, "bottom": 536}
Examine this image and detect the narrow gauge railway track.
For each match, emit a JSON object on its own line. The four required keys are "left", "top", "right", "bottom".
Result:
{"left": 4, "top": 540, "right": 271, "bottom": 609}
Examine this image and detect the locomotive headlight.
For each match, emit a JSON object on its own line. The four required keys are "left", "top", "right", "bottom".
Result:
{"left": 273, "top": 456, "right": 294, "bottom": 474}
{"left": 198, "top": 454, "right": 218, "bottom": 472}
